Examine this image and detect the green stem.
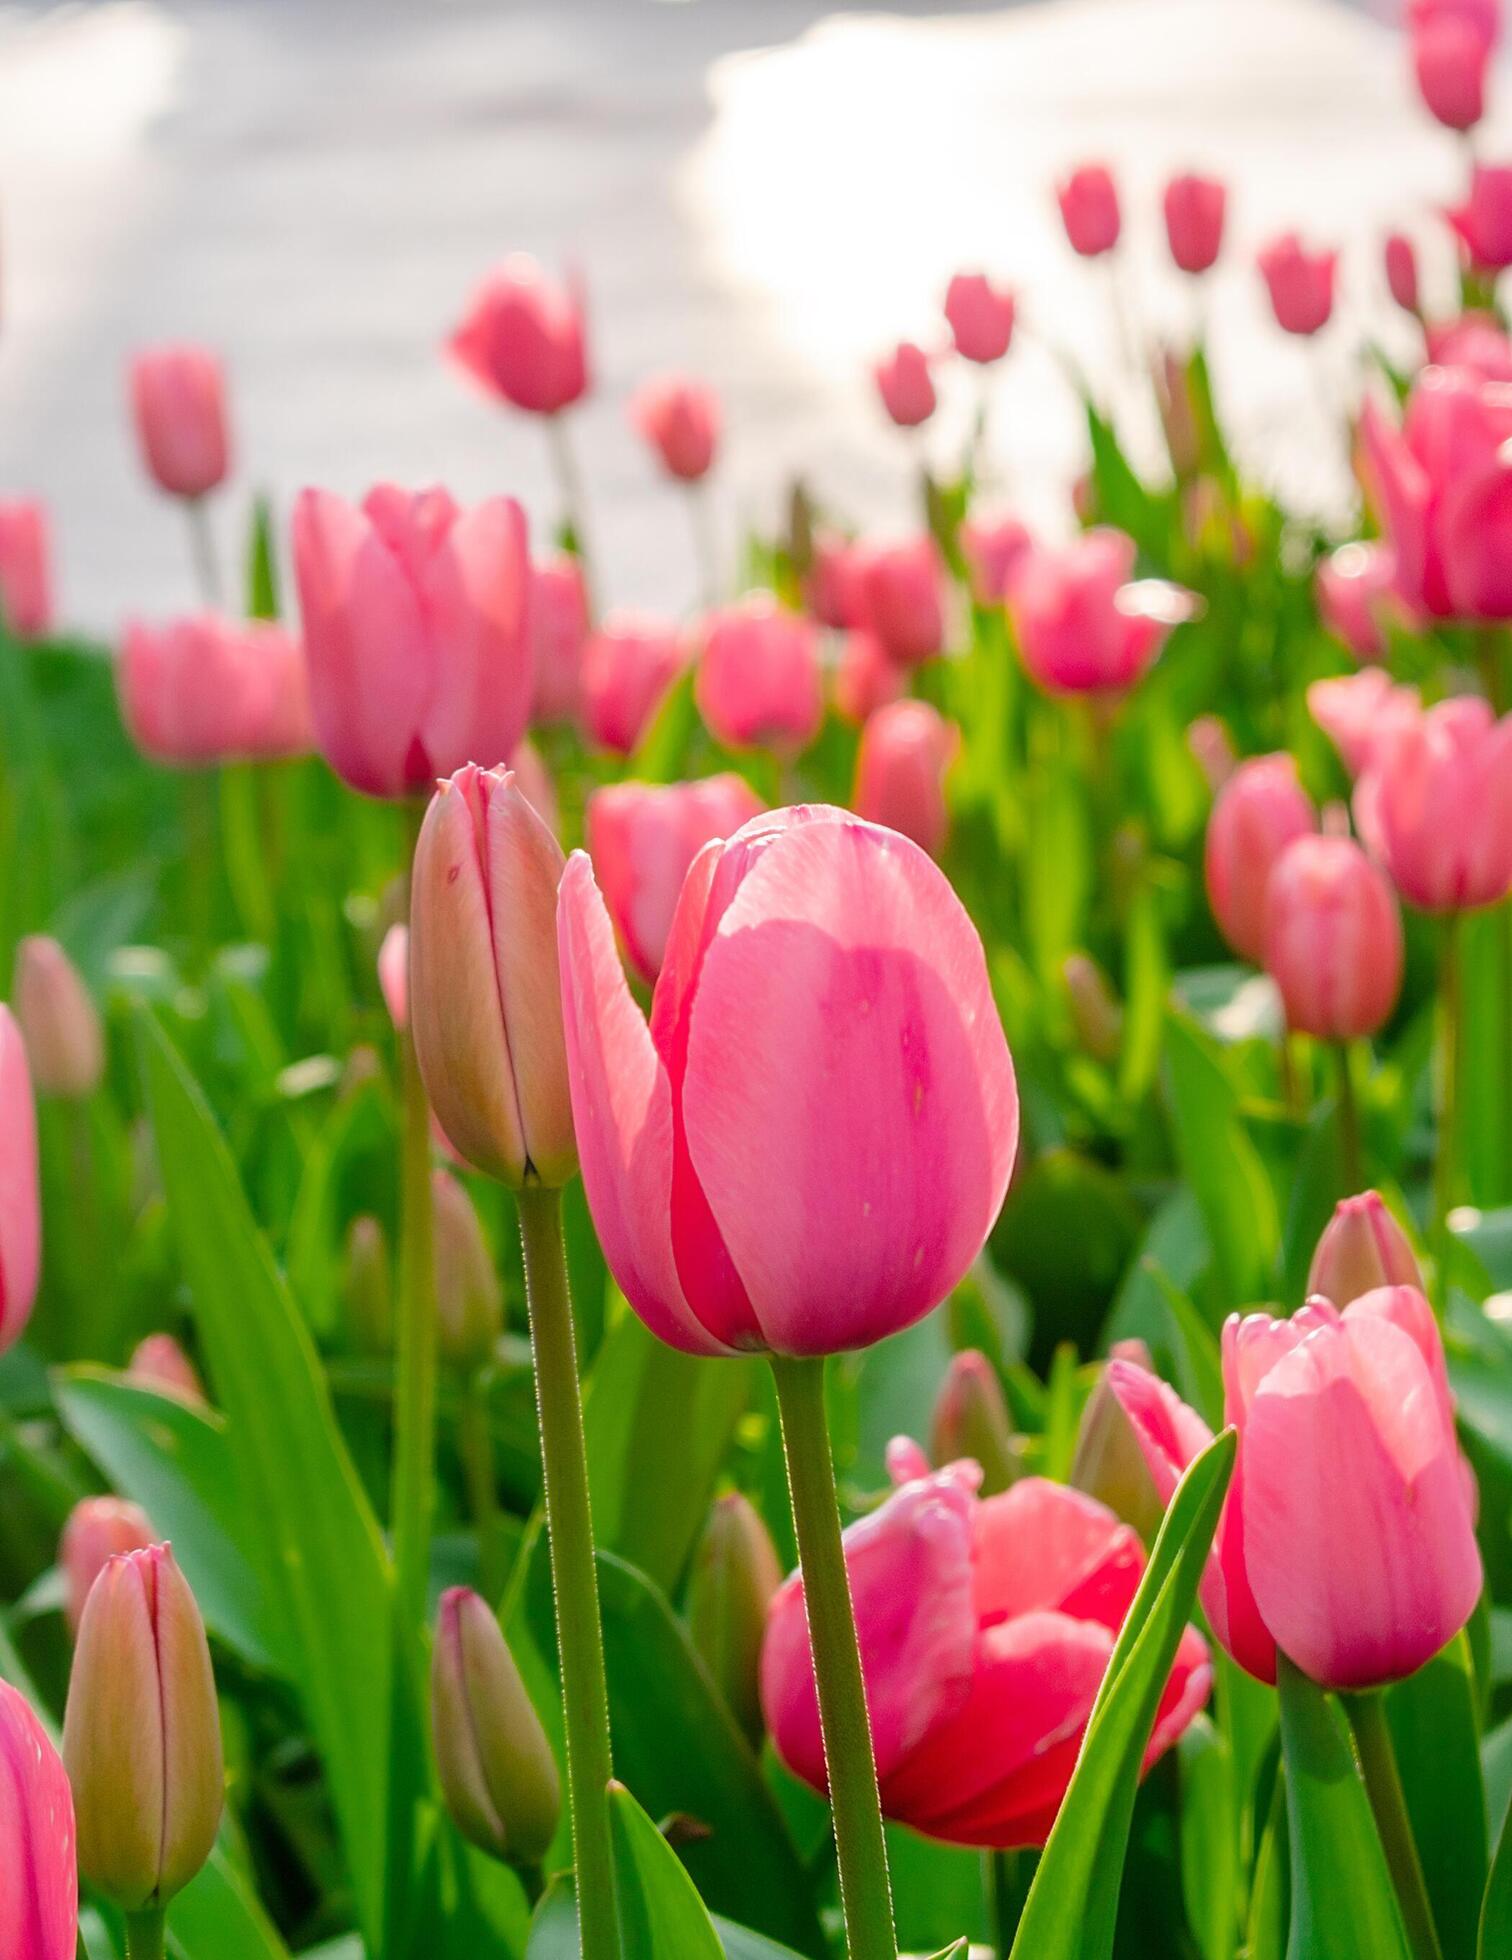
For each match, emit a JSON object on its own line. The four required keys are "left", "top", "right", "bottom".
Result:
{"left": 1334, "top": 1041, "right": 1362, "bottom": 1196}
{"left": 1434, "top": 913, "right": 1463, "bottom": 1291}
{"left": 183, "top": 768, "right": 218, "bottom": 971}
{"left": 185, "top": 496, "right": 221, "bottom": 609}
{"left": 124, "top": 1908, "right": 168, "bottom": 1960}
{"left": 219, "top": 762, "right": 276, "bottom": 944}
{"left": 547, "top": 415, "right": 596, "bottom": 623}
{"left": 459, "top": 1370, "right": 507, "bottom": 1604}
{"left": 1346, "top": 1692, "right": 1443, "bottom": 1960}
{"left": 1278, "top": 1031, "right": 1301, "bottom": 1120}
{"left": 985, "top": 1847, "right": 1031, "bottom": 1957}
{"left": 516, "top": 1185, "right": 620, "bottom": 1960}
{"left": 769, "top": 1354, "right": 897, "bottom": 1960}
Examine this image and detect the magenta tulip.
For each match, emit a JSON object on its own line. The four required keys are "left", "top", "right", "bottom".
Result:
{"left": 1163, "top": 174, "right": 1227, "bottom": 275}
{"left": 696, "top": 597, "right": 822, "bottom": 753}
{"left": 0, "top": 500, "right": 53, "bottom": 639}
{"left": 448, "top": 256, "right": 589, "bottom": 415}
{"left": 1057, "top": 165, "right": 1121, "bottom": 257}
{"left": 1357, "top": 695, "right": 1512, "bottom": 911}
{"left": 960, "top": 512, "right": 1032, "bottom": 604}
{"left": 60, "top": 1497, "right": 155, "bottom": 1634}
{"left": 128, "top": 346, "right": 230, "bottom": 500}
{"left": 1009, "top": 528, "right": 1195, "bottom": 696}
{"left": 859, "top": 537, "right": 947, "bottom": 666}
{"left": 118, "top": 614, "right": 312, "bottom": 768}
{"left": 1308, "top": 669, "right": 1422, "bottom": 778}
{"left": 630, "top": 374, "right": 721, "bottom": 481}
{"left": 1203, "top": 754, "right": 1317, "bottom": 964}
{"left": 532, "top": 555, "right": 590, "bottom": 724}
{"left": 943, "top": 273, "right": 1016, "bottom": 363}
{"left": 833, "top": 628, "right": 906, "bottom": 726}
{"left": 0, "top": 1679, "right": 77, "bottom": 1960}
{"left": 1315, "top": 540, "right": 1416, "bottom": 659}
{"left": 872, "top": 341, "right": 937, "bottom": 427}
{"left": 0, "top": 1006, "right": 40, "bottom": 1355}
{"left": 579, "top": 614, "right": 687, "bottom": 755}
{"left": 1258, "top": 235, "right": 1337, "bottom": 335}
{"left": 1384, "top": 233, "right": 1421, "bottom": 315}
{"left": 1448, "top": 163, "right": 1512, "bottom": 269}
{"left": 853, "top": 700, "right": 958, "bottom": 858}
{"left": 1262, "top": 835, "right": 1403, "bottom": 1039}
{"left": 1414, "top": 13, "right": 1490, "bottom": 129}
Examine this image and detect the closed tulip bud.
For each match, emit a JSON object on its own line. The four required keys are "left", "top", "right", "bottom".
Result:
{"left": 860, "top": 536, "right": 947, "bottom": 666}
{"left": 960, "top": 512, "right": 1032, "bottom": 605}
{"left": 686, "top": 1493, "right": 784, "bottom": 1742}
{"left": 127, "top": 1334, "right": 206, "bottom": 1406}
{"left": 833, "top": 628, "right": 906, "bottom": 725}
{"left": 0, "top": 1679, "right": 77, "bottom": 1960}
{"left": 1357, "top": 696, "right": 1512, "bottom": 912}
{"left": 1308, "top": 1191, "right": 1423, "bottom": 1307}
{"left": 872, "top": 341, "right": 937, "bottom": 427}
{"left": 1062, "top": 953, "right": 1123, "bottom": 1065}
{"left": 943, "top": 273, "right": 1016, "bottom": 364}
{"left": 806, "top": 532, "right": 869, "bottom": 629}
{"left": 1262, "top": 835, "right": 1403, "bottom": 1040}
{"left": 0, "top": 1005, "right": 40, "bottom": 1356}
{"left": 930, "top": 1350, "right": 1020, "bottom": 1495}
{"left": 1010, "top": 529, "right": 1196, "bottom": 697}
{"left": 853, "top": 699, "right": 958, "bottom": 858}
{"left": 12, "top": 935, "right": 104, "bottom": 1099}
{"left": 1057, "top": 164, "right": 1121, "bottom": 257}
{"left": 432, "top": 1586, "right": 561, "bottom": 1863}
{"left": 696, "top": 596, "right": 823, "bottom": 753}
{"left": 432, "top": 1171, "right": 503, "bottom": 1368}
{"left": 1447, "top": 163, "right": 1512, "bottom": 270}
{"left": 410, "top": 764, "right": 576, "bottom": 1189}
{"left": 579, "top": 614, "right": 688, "bottom": 755}
{"left": 1414, "top": 14, "right": 1489, "bottom": 130}
{"left": 128, "top": 346, "right": 231, "bottom": 500}
{"left": 1163, "top": 173, "right": 1226, "bottom": 275}
{"left": 0, "top": 498, "right": 54, "bottom": 640}
{"left": 343, "top": 1215, "right": 394, "bottom": 1355}
{"left": 1257, "top": 234, "right": 1337, "bottom": 335}
{"left": 1308, "top": 669, "right": 1422, "bottom": 779}
{"left": 377, "top": 921, "right": 409, "bottom": 1031}
{"left": 64, "top": 1543, "right": 224, "bottom": 1909}
{"left": 1384, "top": 233, "right": 1420, "bottom": 315}
{"left": 448, "top": 256, "right": 589, "bottom": 415}
{"left": 60, "top": 1497, "right": 154, "bottom": 1635}
{"left": 630, "top": 373, "right": 721, "bottom": 481}
{"left": 532, "top": 555, "right": 590, "bottom": 724}
{"left": 1071, "top": 1340, "right": 1165, "bottom": 1541}
{"left": 118, "top": 615, "right": 312, "bottom": 768}
{"left": 1203, "top": 754, "right": 1317, "bottom": 963}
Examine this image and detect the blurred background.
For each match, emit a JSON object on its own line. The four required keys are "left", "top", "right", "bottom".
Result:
{"left": 0, "top": 0, "right": 1480, "bottom": 626}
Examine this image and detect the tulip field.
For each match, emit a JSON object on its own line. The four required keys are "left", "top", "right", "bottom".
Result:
{"left": 7, "top": 6, "right": 1512, "bottom": 1959}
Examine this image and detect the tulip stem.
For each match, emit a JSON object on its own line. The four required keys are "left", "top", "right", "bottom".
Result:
{"left": 516, "top": 1184, "right": 620, "bottom": 1960}
{"left": 1433, "top": 913, "right": 1463, "bottom": 1289}
{"left": 1345, "top": 1691, "right": 1444, "bottom": 1960}
{"left": 124, "top": 1909, "right": 167, "bottom": 1960}
{"left": 547, "top": 415, "right": 596, "bottom": 622}
{"left": 985, "top": 1847, "right": 1031, "bottom": 1957}
{"left": 1333, "top": 1042, "right": 1362, "bottom": 1195}
{"left": 770, "top": 1353, "right": 898, "bottom": 1960}
{"left": 185, "top": 495, "right": 221, "bottom": 609}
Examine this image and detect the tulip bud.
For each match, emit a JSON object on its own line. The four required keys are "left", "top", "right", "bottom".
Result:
{"left": 0, "top": 498, "right": 54, "bottom": 641}
{"left": 60, "top": 1497, "right": 154, "bottom": 1635}
{"left": 128, "top": 346, "right": 231, "bottom": 501}
{"left": 12, "top": 935, "right": 105, "bottom": 1100}
{"left": 1057, "top": 164, "right": 1122, "bottom": 257}
{"left": 343, "top": 1214, "right": 394, "bottom": 1355}
{"left": 579, "top": 614, "right": 688, "bottom": 756}
{"left": 1163, "top": 173, "right": 1226, "bottom": 276}
{"left": 833, "top": 628, "right": 906, "bottom": 726}
{"left": 853, "top": 699, "right": 959, "bottom": 858}
{"left": 872, "top": 341, "right": 937, "bottom": 428}
{"left": 127, "top": 1334, "right": 206, "bottom": 1406}
{"left": 1306, "top": 1191, "right": 1423, "bottom": 1307}
{"left": 432, "top": 1171, "right": 503, "bottom": 1369}
{"left": 630, "top": 373, "right": 721, "bottom": 482}
{"left": 431, "top": 1586, "right": 560, "bottom": 1863}
{"left": 1384, "top": 233, "right": 1420, "bottom": 316}
{"left": 1263, "top": 835, "right": 1404, "bottom": 1040}
{"left": 1070, "top": 1340, "right": 1165, "bottom": 1541}
{"left": 1063, "top": 953, "right": 1123, "bottom": 1065}
{"left": 686, "top": 1493, "right": 784, "bottom": 1743}
{"left": 930, "top": 1350, "right": 1020, "bottom": 1495}
{"left": 1257, "top": 234, "right": 1337, "bottom": 337}
{"left": 63, "top": 1543, "right": 224, "bottom": 1910}
{"left": 377, "top": 922, "right": 409, "bottom": 1030}
{"left": 1204, "top": 754, "right": 1317, "bottom": 964}
{"left": 943, "top": 273, "right": 1016, "bottom": 364}
{"left": 410, "top": 764, "right": 577, "bottom": 1190}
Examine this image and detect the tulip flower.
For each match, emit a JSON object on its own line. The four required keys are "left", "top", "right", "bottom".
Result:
{"left": 807, "top": 532, "right": 869, "bottom": 630}
{"left": 943, "top": 273, "right": 1016, "bottom": 363}
{"left": 128, "top": 346, "right": 230, "bottom": 501}
{"left": 695, "top": 596, "right": 823, "bottom": 753}
{"left": 431, "top": 1170, "right": 503, "bottom": 1369}
{"left": 1108, "top": 1288, "right": 1481, "bottom": 1688}
{"left": 630, "top": 373, "right": 721, "bottom": 481}
{"left": 1187, "top": 714, "right": 1237, "bottom": 792}
{"left": 557, "top": 804, "right": 1018, "bottom": 1357}
{"left": 0, "top": 1679, "right": 77, "bottom": 1960}
{"left": 1009, "top": 528, "right": 1196, "bottom": 697}
{"left": 118, "top": 615, "right": 312, "bottom": 768}
{"left": 872, "top": 341, "right": 937, "bottom": 427}
{"left": 1414, "top": 12, "right": 1490, "bottom": 129}
{"left": 1163, "top": 173, "right": 1227, "bottom": 275}
{"left": 0, "top": 498, "right": 53, "bottom": 639}
{"left": 63, "top": 1542, "right": 224, "bottom": 1910}
{"left": 687, "top": 1492, "right": 784, "bottom": 1743}
{"left": 1307, "top": 1191, "right": 1424, "bottom": 1306}
{"left": 859, "top": 536, "right": 947, "bottom": 666}
{"left": 1257, "top": 234, "right": 1338, "bottom": 335}
{"left": 1427, "top": 310, "right": 1512, "bottom": 378}
{"left": 292, "top": 485, "right": 532, "bottom": 798}
{"left": 1447, "top": 162, "right": 1512, "bottom": 269}
{"left": 1383, "top": 233, "right": 1420, "bottom": 315}
{"left": 1070, "top": 1341, "right": 1165, "bottom": 1542}
{"left": 377, "top": 921, "right": 409, "bottom": 1031}
{"left": 585, "top": 774, "right": 765, "bottom": 984}
{"left": 1357, "top": 695, "right": 1512, "bottom": 911}
{"left": 761, "top": 1459, "right": 1210, "bottom": 1846}
{"left": 1408, "top": 0, "right": 1499, "bottom": 51}
{"left": 1315, "top": 540, "right": 1417, "bottom": 660}
{"left": 1204, "top": 754, "right": 1318, "bottom": 964}
{"left": 448, "top": 256, "right": 589, "bottom": 415}
{"left": 0, "top": 1005, "right": 40, "bottom": 1356}
{"left": 579, "top": 614, "right": 687, "bottom": 755}
{"left": 1307, "top": 669, "right": 1422, "bottom": 778}
{"left": 960, "top": 512, "right": 1032, "bottom": 604}
{"left": 1057, "top": 165, "right": 1122, "bottom": 257}
{"left": 12, "top": 935, "right": 104, "bottom": 1099}
{"left": 532, "top": 554, "right": 590, "bottom": 723}
{"left": 1262, "top": 835, "right": 1403, "bottom": 1040}
{"left": 929, "top": 1350, "right": 1019, "bottom": 1494}
{"left": 833, "top": 628, "right": 906, "bottom": 726}
{"left": 853, "top": 699, "right": 959, "bottom": 858}
{"left": 60, "top": 1497, "right": 155, "bottom": 1634}
{"left": 409, "top": 763, "right": 576, "bottom": 1190}
{"left": 127, "top": 1335, "right": 206, "bottom": 1406}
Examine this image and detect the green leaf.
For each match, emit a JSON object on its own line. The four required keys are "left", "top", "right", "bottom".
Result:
{"left": 607, "top": 1781, "right": 725, "bottom": 1959}
{"left": 1178, "top": 1716, "right": 1239, "bottom": 1960}
{"left": 1484, "top": 1786, "right": 1512, "bottom": 1959}
{"left": 628, "top": 665, "right": 699, "bottom": 784}
{"left": 170, "top": 1850, "right": 294, "bottom": 1960}
{"left": 1162, "top": 1008, "right": 1278, "bottom": 1305}
{"left": 1009, "top": 1426, "right": 1237, "bottom": 1960}
{"left": 525, "top": 1882, "right": 810, "bottom": 1960}
{"left": 246, "top": 494, "right": 282, "bottom": 621}
{"left": 1386, "top": 1635, "right": 1485, "bottom": 1960}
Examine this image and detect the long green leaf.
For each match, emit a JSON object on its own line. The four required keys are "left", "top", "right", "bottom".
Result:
{"left": 1163, "top": 1009, "right": 1278, "bottom": 1305}
{"left": 608, "top": 1781, "right": 725, "bottom": 1959}
{"left": 1484, "top": 1788, "right": 1512, "bottom": 1959}
{"left": 1387, "top": 1635, "right": 1485, "bottom": 1960}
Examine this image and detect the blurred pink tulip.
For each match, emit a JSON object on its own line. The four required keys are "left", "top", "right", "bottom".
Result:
{"left": 292, "top": 484, "right": 532, "bottom": 797}
{"left": 1315, "top": 540, "right": 1417, "bottom": 658}
{"left": 128, "top": 346, "right": 231, "bottom": 500}
{"left": 0, "top": 1679, "right": 77, "bottom": 1960}
{"left": 696, "top": 596, "right": 822, "bottom": 753}
{"left": 1408, "top": 0, "right": 1500, "bottom": 50}
{"left": 1308, "top": 669, "right": 1422, "bottom": 778}
{"left": 585, "top": 774, "right": 765, "bottom": 983}
{"left": 872, "top": 341, "right": 937, "bottom": 427}
{"left": 1057, "top": 165, "right": 1122, "bottom": 257}
{"left": 13, "top": 935, "right": 104, "bottom": 1100}
{"left": 960, "top": 512, "right": 1032, "bottom": 604}
{"left": 1009, "top": 528, "right": 1195, "bottom": 696}
{"left": 1414, "top": 13, "right": 1490, "bottom": 129}
{"left": 833, "top": 628, "right": 906, "bottom": 725}
{"left": 60, "top": 1497, "right": 154, "bottom": 1634}
{"left": 630, "top": 373, "right": 721, "bottom": 481}
{"left": 448, "top": 256, "right": 589, "bottom": 414}
{"left": 579, "top": 614, "right": 687, "bottom": 755}
{"left": 377, "top": 922, "right": 409, "bottom": 1029}
{"left": 127, "top": 1333, "right": 206, "bottom": 1405}
{"left": 1357, "top": 695, "right": 1512, "bottom": 911}
{"left": 806, "top": 532, "right": 869, "bottom": 630}
{"left": 531, "top": 555, "right": 590, "bottom": 723}
{"left": 943, "top": 273, "right": 1017, "bottom": 363}
{"left": 860, "top": 536, "right": 947, "bottom": 666}
{"left": 557, "top": 805, "right": 1019, "bottom": 1356}
{"left": 762, "top": 1461, "right": 1208, "bottom": 1847}
{"left": 118, "top": 614, "right": 312, "bottom": 768}
{"left": 0, "top": 500, "right": 53, "bottom": 639}
{"left": 508, "top": 735, "right": 559, "bottom": 834}
{"left": 1308, "top": 1191, "right": 1424, "bottom": 1307}
{"left": 1262, "top": 835, "right": 1403, "bottom": 1039}
{"left": 1426, "top": 311, "right": 1512, "bottom": 378}
{"left": 1187, "top": 714, "right": 1237, "bottom": 793}
{"left": 1257, "top": 235, "right": 1338, "bottom": 335}
{"left": 1163, "top": 174, "right": 1227, "bottom": 275}
{"left": 1384, "top": 233, "right": 1421, "bottom": 315}
{"left": 1447, "top": 163, "right": 1512, "bottom": 268}
{"left": 1204, "top": 754, "right": 1318, "bottom": 964}
{"left": 0, "top": 1006, "right": 40, "bottom": 1355}
{"left": 853, "top": 700, "right": 959, "bottom": 857}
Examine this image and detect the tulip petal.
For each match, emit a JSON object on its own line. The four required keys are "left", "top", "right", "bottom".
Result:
{"left": 0, "top": 1683, "right": 76, "bottom": 1960}
{"left": 419, "top": 497, "right": 535, "bottom": 778}
{"left": 152, "top": 1551, "right": 224, "bottom": 1899}
{"left": 0, "top": 1009, "right": 39, "bottom": 1353}
{"left": 972, "top": 1478, "right": 1143, "bottom": 1632}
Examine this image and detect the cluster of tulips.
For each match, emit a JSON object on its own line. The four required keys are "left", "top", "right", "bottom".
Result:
{"left": 3, "top": 4, "right": 1512, "bottom": 1959}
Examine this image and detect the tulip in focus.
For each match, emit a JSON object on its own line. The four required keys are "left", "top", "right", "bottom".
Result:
{"left": 532, "top": 555, "right": 591, "bottom": 723}
{"left": 761, "top": 1458, "right": 1209, "bottom": 1845}
{"left": 0, "top": 498, "right": 53, "bottom": 639}
{"left": 1447, "top": 163, "right": 1512, "bottom": 269}
{"left": 12, "top": 935, "right": 104, "bottom": 1100}
{"left": 943, "top": 273, "right": 1016, "bottom": 363}
{"left": 127, "top": 1335, "right": 206, "bottom": 1406}
{"left": 833, "top": 628, "right": 906, "bottom": 725}
{"left": 1307, "top": 669, "right": 1422, "bottom": 778}
{"left": 128, "top": 346, "right": 231, "bottom": 500}
{"left": 696, "top": 596, "right": 823, "bottom": 753}
{"left": 1262, "top": 835, "right": 1403, "bottom": 1040}
{"left": 0, "top": 1005, "right": 40, "bottom": 1356}
{"left": 1257, "top": 235, "right": 1337, "bottom": 335}
{"left": 630, "top": 373, "right": 721, "bottom": 481}
{"left": 872, "top": 341, "right": 937, "bottom": 427}
{"left": 1315, "top": 540, "right": 1415, "bottom": 659}
{"left": 448, "top": 256, "right": 589, "bottom": 415}
{"left": 853, "top": 699, "right": 958, "bottom": 858}
{"left": 579, "top": 614, "right": 687, "bottom": 755}
{"left": 557, "top": 806, "right": 1019, "bottom": 1356}
{"left": 960, "top": 512, "right": 1032, "bottom": 605}
{"left": 0, "top": 1679, "right": 77, "bottom": 1960}
{"left": 1203, "top": 754, "right": 1317, "bottom": 963}
{"left": 119, "top": 615, "right": 312, "bottom": 768}
{"left": 1009, "top": 529, "right": 1196, "bottom": 697}
{"left": 1057, "top": 165, "right": 1122, "bottom": 257}
{"left": 60, "top": 1497, "right": 154, "bottom": 1634}
{"left": 860, "top": 536, "right": 947, "bottom": 666}
{"left": 1308, "top": 1191, "right": 1424, "bottom": 1307}
{"left": 1163, "top": 173, "right": 1227, "bottom": 275}
{"left": 1384, "top": 232, "right": 1421, "bottom": 315}
{"left": 687, "top": 1492, "right": 784, "bottom": 1743}
{"left": 929, "top": 1349, "right": 1019, "bottom": 1494}
{"left": 1356, "top": 695, "right": 1512, "bottom": 911}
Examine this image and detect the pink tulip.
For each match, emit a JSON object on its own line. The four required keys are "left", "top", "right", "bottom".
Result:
{"left": 0, "top": 500, "right": 53, "bottom": 639}
{"left": 0, "top": 1679, "right": 77, "bottom": 1960}
{"left": 127, "top": 1333, "right": 206, "bottom": 1405}
{"left": 1057, "top": 165, "right": 1122, "bottom": 257}
{"left": 1414, "top": 13, "right": 1490, "bottom": 130}
{"left": 807, "top": 533, "right": 869, "bottom": 630}
{"left": 585, "top": 774, "right": 766, "bottom": 984}
{"left": 1408, "top": 0, "right": 1500, "bottom": 52}
{"left": 1384, "top": 233, "right": 1421, "bottom": 315}
{"left": 853, "top": 700, "right": 959, "bottom": 858}
{"left": 60, "top": 1497, "right": 154, "bottom": 1634}
{"left": 557, "top": 806, "right": 1019, "bottom": 1356}
{"left": 1009, "top": 528, "right": 1196, "bottom": 696}
{"left": 508, "top": 736, "right": 558, "bottom": 834}
{"left": 1357, "top": 695, "right": 1512, "bottom": 911}
{"left": 761, "top": 1460, "right": 1209, "bottom": 1847}
{"left": 532, "top": 555, "right": 590, "bottom": 723}
{"left": 860, "top": 536, "right": 947, "bottom": 666}
{"left": 1447, "top": 163, "right": 1512, "bottom": 269}
{"left": 1308, "top": 1191, "right": 1424, "bottom": 1307}
{"left": 1163, "top": 174, "right": 1227, "bottom": 275}
{"left": 1315, "top": 540, "right": 1419, "bottom": 659}
{"left": 1308, "top": 669, "right": 1422, "bottom": 778}
{"left": 943, "top": 273, "right": 1017, "bottom": 363}
{"left": 696, "top": 597, "right": 822, "bottom": 753}
{"left": 377, "top": 922, "right": 409, "bottom": 1029}
{"left": 0, "top": 1006, "right": 40, "bottom": 1355}
{"left": 579, "top": 614, "right": 687, "bottom": 755}
{"left": 292, "top": 484, "right": 532, "bottom": 797}
{"left": 1257, "top": 235, "right": 1337, "bottom": 335}
{"left": 448, "top": 256, "right": 589, "bottom": 415}
{"left": 1204, "top": 754, "right": 1318, "bottom": 964}
{"left": 960, "top": 512, "right": 1032, "bottom": 604}
{"left": 1426, "top": 311, "right": 1512, "bottom": 379}
{"left": 118, "top": 614, "right": 312, "bottom": 768}
{"left": 1188, "top": 714, "right": 1237, "bottom": 793}
{"left": 833, "top": 629, "right": 906, "bottom": 725}
{"left": 1109, "top": 1290, "right": 1481, "bottom": 1689}
{"left": 1262, "top": 835, "right": 1403, "bottom": 1039}
{"left": 630, "top": 374, "right": 721, "bottom": 481}
{"left": 128, "top": 346, "right": 231, "bottom": 500}
{"left": 872, "top": 341, "right": 937, "bottom": 427}
{"left": 13, "top": 936, "right": 104, "bottom": 1100}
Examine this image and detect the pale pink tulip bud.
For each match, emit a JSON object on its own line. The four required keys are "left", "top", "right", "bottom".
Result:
{"left": 686, "top": 1492, "right": 784, "bottom": 1743}
{"left": 579, "top": 614, "right": 687, "bottom": 755}
{"left": 1187, "top": 714, "right": 1237, "bottom": 792}
{"left": 63, "top": 1544, "right": 224, "bottom": 1909}
{"left": 1163, "top": 173, "right": 1226, "bottom": 275}
{"left": 343, "top": 1214, "right": 393, "bottom": 1356}
{"left": 1258, "top": 234, "right": 1338, "bottom": 335}
{"left": 1071, "top": 1340, "right": 1165, "bottom": 1541}
{"left": 60, "top": 1497, "right": 154, "bottom": 1635}
{"left": 118, "top": 615, "right": 312, "bottom": 769}
{"left": 1262, "top": 835, "right": 1403, "bottom": 1039}
{"left": 1384, "top": 233, "right": 1421, "bottom": 315}
{"left": 432, "top": 1170, "right": 502, "bottom": 1369}
{"left": 127, "top": 1335, "right": 206, "bottom": 1406}
{"left": 806, "top": 532, "right": 869, "bottom": 629}
{"left": 531, "top": 555, "right": 590, "bottom": 724}
{"left": 1307, "top": 669, "right": 1421, "bottom": 779}
{"left": 943, "top": 273, "right": 1017, "bottom": 363}
{"left": 960, "top": 512, "right": 1032, "bottom": 604}
{"left": 128, "top": 346, "right": 230, "bottom": 500}
{"left": 1062, "top": 953, "right": 1123, "bottom": 1065}
{"left": 930, "top": 1350, "right": 1020, "bottom": 1494}
{"left": 1058, "top": 165, "right": 1121, "bottom": 257}
{"left": 0, "top": 1680, "right": 76, "bottom": 1960}
{"left": 0, "top": 1006, "right": 40, "bottom": 1356}
{"left": 1358, "top": 695, "right": 1512, "bottom": 911}
{"left": 695, "top": 596, "right": 822, "bottom": 753}
{"left": 833, "top": 628, "right": 906, "bottom": 725}
{"left": 377, "top": 921, "right": 409, "bottom": 1030}
{"left": 432, "top": 1587, "right": 560, "bottom": 1864}
{"left": 630, "top": 373, "right": 721, "bottom": 481}
{"left": 0, "top": 499, "right": 54, "bottom": 639}
{"left": 1447, "top": 163, "right": 1512, "bottom": 269}
{"left": 12, "top": 935, "right": 104, "bottom": 1099}
{"left": 1010, "top": 529, "right": 1196, "bottom": 697}
{"left": 1414, "top": 14, "right": 1489, "bottom": 130}
{"left": 1203, "top": 754, "right": 1317, "bottom": 963}
{"left": 1315, "top": 541, "right": 1417, "bottom": 660}
{"left": 872, "top": 341, "right": 937, "bottom": 427}
{"left": 853, "top": 699, "right": 958, "bottom": 857}
{"left": 860, "top": 536, "right": 947, "bottom": 666}
{"left": 1307, "top": 1191, "right": 1424, "bottom": 1307}
{"left": 410, "top": 764, "right": 576, "bottom": 1189}
{"left": 448, "top": 256, "right": 588, "bottom": 415}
